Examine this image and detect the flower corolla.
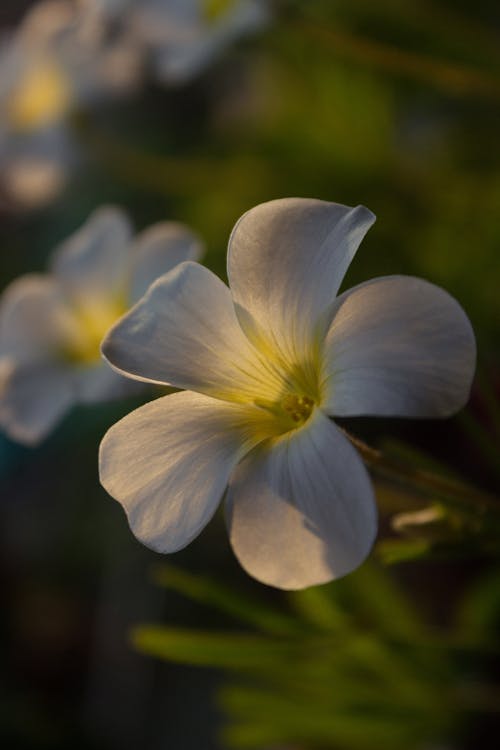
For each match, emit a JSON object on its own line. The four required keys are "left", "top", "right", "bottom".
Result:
{"left": 0, "top": 206, "right": 203, "bottom": 444}
{"left": 99, "top": 198, "right": 476, "bottom": 589}
{"left": 0, "top": 0, "right": 142, "bottom": 208}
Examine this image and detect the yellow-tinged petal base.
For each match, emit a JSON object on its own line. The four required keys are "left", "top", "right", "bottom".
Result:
{"left": 245, "top": 389, "right": 318, "bottom": 445}
{"left": 209, "top": 338, "right": 324, "bottom": 444}
{"left": 7, "top": 59, "right": 72, "bottom": 132}
{"left": 235, "top": 404, "right": 315, "bottom": 450}
{"left": 203, "top": 0, "right": 235, "bottom": 23}
{"left": 62, "top": 299, "right": 126, "bottom": 365}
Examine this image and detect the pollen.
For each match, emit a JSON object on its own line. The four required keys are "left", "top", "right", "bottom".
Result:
{"left": 281, "top": 394, "right": 314, "bottom": 424}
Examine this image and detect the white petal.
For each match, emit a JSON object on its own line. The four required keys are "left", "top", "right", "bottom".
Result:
{"left": 322, "top": 276, "right": 476, "bottom": 418}
{"left": 129, "top": 221, "right": 204, "bottom": 303}
{"left": 227, "top": 198, "right": 375, "bottom": 364}
{"left": 99, "top": 390, "right": 258, "bottom": 553}
{"left": 0, "top": 274, "right": 74, "bottom": 361}
{"left": 19, "top": 0, "right": 75, "bottom": 44}
{"left": 153, "top": 37, "right": 221, "bottom": 85}
{"left": 0, "top": 358, "right": 13, "bottom": 390}
{"left": 75, "top": 361, "right": 143, "bottom": 404}
{"left": 226, "top": 410, "right": 377, "bottom": 590}
{"left": 0, "top": 363, "right": 74, "bottom": 445}
{"left": 50, "top": 206, "right": 132, "bottom": 306}
{"left": 152, "top": 0, "right": 268, "bottom": 83}
{"left": 3, "top": 156, "right": 66, "bottom": 209}
{"left": 102, "top": 261, "right": 284, "bottom": 402}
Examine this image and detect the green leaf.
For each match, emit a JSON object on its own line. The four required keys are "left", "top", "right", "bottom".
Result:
{"left": 332, "top": 562, "right": 427, "bottom": 642}
{"left": 220, "top": 684, "right": 447, "bottom": 749}
{"left": 457, "top": 566, "right": 500, "bottom": 642}
{"left": 376, "top": 537, "right": 434, "bottom": 565}
{"left": 288, "top": 584, "right": 352, "bottom": 631}
{"left": 151, "top": 564, "right": 304, "bottom": 635}
{"left": 132, "top": 626, "right": 310, "bottom": 671}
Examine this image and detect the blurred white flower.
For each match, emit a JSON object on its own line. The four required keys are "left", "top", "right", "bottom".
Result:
{"left": 0, "top": 0, "right": 143, "bottom": 208}
{"left": 135, "top": 0, "right": 269, "bottom": 84}
{"left": 99, "top": 198, "right": 476, "bottom": 590}
{"left": 81, "top": 0, "right": 270, "bottom": 84}
{"left": 0, "top": 126, "right": 74, "bottom": 209}
{"left": 0, "top": 206, "right": 203, "bottom": 445}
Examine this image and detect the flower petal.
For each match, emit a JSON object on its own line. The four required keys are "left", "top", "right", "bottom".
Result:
{"left": 321, "top": 276, "right": 476, "bottom": 418}
{"left": 129, "top": 221, "right": 204, "bottom": 303}
{"left": 226, "top": 410, "right": 377, "bottom": 590}
{"left": 0, "top": 362, "right": 74, "bottom": 445}
{"left": 50, "top": 206, "right": 132, "bottom": 306}
{"left": 151, "top": 0, "right": 269, "bottom": 84}
{"left": 75, "top": 361, "right": 142, "bottom": 404}
{"left": 0, "top": 274, "right": 74, "bottom": 361}
{"left": 227, "top": 198, "right": 375, "bottom": 364}
{"left": 102, "top": 261, "right": 285, "bottom": 402}
{"left": 99, "top": 390, "right": 258, "bottom": 553}
{"left": 3, "top": 155, "right": 66, "bottom": 209}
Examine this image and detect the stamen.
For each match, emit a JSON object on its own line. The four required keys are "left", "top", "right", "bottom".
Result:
{"left": 281, "top": 394, "right": 314, "bottom": 424}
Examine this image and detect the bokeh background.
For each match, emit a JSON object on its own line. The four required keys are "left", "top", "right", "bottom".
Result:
{"left": 1, "top": 1, "right": 499, "bottom": 748}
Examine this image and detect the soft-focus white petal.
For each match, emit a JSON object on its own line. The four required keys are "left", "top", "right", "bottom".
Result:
{"left": 0, "top": 358, "right": 13, "bottom": 389}
{"left": 226, "top": 410, "right": 377, "bottom": 590}
{"left": 152, "top": 0, "right": 269, "bottom": 83}
{"left": 3, "top": 156, "right": 66, "bottom": 208}
{"left": 18, "top": 0, "right": 76, "bottom": 47}
{"left": 50, "top": 206, "right": 132, "bottom": 305}
{"left": 322, "top": 276, "right": 476, "bottom": 418}
{"left": 75, "top": 360, "right": 143, "bottom": 404}
{"left": 102, "top": 261, "right": 284, "bottom": 402}
{"left": 153, "top": 36, "right": 222, "bottom": 85}
{"left": 0, "top": 124, "right": 74, "bottom": 208}
{"left": 99, "top": 390, "right": 259, "bottom": 553}
{"left": 129, "top": 221, "right": 204, "bottom": 303}
{"left": 0, "top": 362, "right": 74, "bottom": 445}
{"left": 0, "top": 274, "right": 74, "bottom": 361}
{"left": 227, "top": 198, "right": 375, "bottom": 364}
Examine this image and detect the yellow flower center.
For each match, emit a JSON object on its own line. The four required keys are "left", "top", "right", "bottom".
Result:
{"left": 63, "top": 300, "right": 125, "bottom": 366}
{"left": 211, "top": 333, "right": 323, "bottom": 446}
{"left": 203, "top": 0, "right": 235, "bottom": 23}
{"left": 7, "top": 60, "right": 72, "bottom": 132}
{"left": 250, "top": 386, "right": 317, "bottom": 444}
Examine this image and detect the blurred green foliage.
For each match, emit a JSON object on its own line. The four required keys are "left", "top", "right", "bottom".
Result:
{"left": 134, "top": 561, "right": 500, "bottom": 749}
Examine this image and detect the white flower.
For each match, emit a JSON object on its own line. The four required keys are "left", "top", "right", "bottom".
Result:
{"left": 0, "top": 0, "right": 142, "bottom": 208}
{"left": 0, "top": 207, "right": 203, "bottom": 445}
{"left": 81, "top": 0, "right": 270, "bottom": 84}
{"left": 99, "top": 198, "right": 476, "bottom": 590}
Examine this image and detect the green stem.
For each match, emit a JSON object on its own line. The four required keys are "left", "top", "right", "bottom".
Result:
{"left": 344, "top": 431, "right": 500, "bottom": 520}
{"left": 458, "top": 411, "right": 500, "bottom": 484}
{"left": 290, "top": 17, "right": 500, "bottom": 99}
